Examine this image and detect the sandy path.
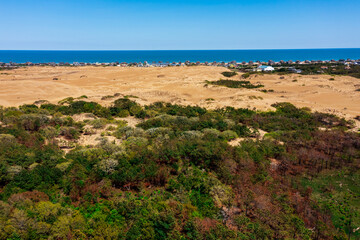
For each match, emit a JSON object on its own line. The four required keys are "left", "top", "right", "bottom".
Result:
{"left": 0, "top": 66, "right": 359, "bottom": 121}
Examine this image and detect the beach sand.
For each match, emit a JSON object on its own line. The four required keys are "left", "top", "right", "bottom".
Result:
{"left": 0, "top": 66, "right": 359, "bottom": 121}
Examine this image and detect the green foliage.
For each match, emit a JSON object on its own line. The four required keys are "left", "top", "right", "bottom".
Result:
{"left": 220, "top": 130, "right": 238, "bottom": 140}
{"left": 89, "top": 118, "right": 108, "bottom": 129}
{"left": 221, "top": 71, "right": 237, "bottom": 78}
{"left": 301, "top": 169, "right": 360, "bottom": 239}
{"left": 242, "top": 72, "right": 251, "bottom": 79}
{"left": 0, "top": 98, "right": 358, "bottom": 239}
{"left": 240, "top": 64, "right": 360, "bottom": 79}
{"left": 145, "top": 102, "right": 207, "bottom": 117}
{"left": 206, "top": 79, "right": 264, "bottom": 89}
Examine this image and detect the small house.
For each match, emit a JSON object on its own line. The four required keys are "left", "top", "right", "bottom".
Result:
{"left": 257, "top": 65, "right": 275, "bottom": 72}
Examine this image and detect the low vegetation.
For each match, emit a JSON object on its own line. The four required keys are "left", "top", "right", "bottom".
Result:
{"left": 221, "top": 71, "right": 238, "bottom": 78}
{"left": 237, "top": 64, "right": 360, "bottom": 79}
{"left": 206, "top": 80, "right": 264, "bottom": 89}
{"left": 0, "top": 97, "right": 359, "bottom": 239}
{"left": 259, "top": 89, "right": 274, "bottom": 93}
{"left": 297, "top": 64, "right": 360, "bottom": 78}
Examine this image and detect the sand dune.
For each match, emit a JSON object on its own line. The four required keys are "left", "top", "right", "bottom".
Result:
{"left": 0, "top": 66, "right": 359, "bottom": 121}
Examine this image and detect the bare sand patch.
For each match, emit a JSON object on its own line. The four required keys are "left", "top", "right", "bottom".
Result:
{"left": 115, "top": 116, "right": 143, "bottom": 128}
{"left": 0, "top": 66, "right": 359, "bottom": 121}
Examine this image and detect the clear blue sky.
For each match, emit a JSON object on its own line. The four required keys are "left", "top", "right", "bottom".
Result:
{"left": 1, "top": 0, "right": 359, "bottom": 50}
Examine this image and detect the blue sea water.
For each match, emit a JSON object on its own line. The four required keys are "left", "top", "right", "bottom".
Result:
{"left": 0, "top": 49, "right": 360, "bottom": 63}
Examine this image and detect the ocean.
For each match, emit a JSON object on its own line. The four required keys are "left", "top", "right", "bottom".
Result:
{"left": 0, "top": 49, "right": 360, "bottom": 63}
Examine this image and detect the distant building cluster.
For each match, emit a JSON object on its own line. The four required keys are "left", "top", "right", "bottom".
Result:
{"left": 0, "top": 58, "right": 359, "bottom": 70}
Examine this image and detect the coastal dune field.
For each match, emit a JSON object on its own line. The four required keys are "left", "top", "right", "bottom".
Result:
{"left": 0, "top": 66, "right": 359, "bottom": 120}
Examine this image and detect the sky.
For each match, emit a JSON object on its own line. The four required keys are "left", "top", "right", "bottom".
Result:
{"left": 1, "top": 0, "right": 360, "bottom": 50}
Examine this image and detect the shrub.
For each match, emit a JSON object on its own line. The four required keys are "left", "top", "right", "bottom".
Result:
{"left": 221, "top": 71, "right": 237, "bottom": 78}
{"left": 124, "top": 137, "right": 148, "bottom": 148}
{"left": 67, "top": 101, "right": 111, "bottom": 118}
{"left": 220, "top": 130, "right": 238, "bottom": 141}
{"left": 210, "top": 183, "right": 234, "bottom": 207}
{"left": 232, "top": 124, "right": 251, "bottom": 137}
{"left": 40, "top": 103, "right": 58, "bottom": 113}
{"left": 106, "top": 125, "right": 117, "bottom": 131}
{"left": 260, "top": 89, "right": 274, "bottom": 93}
{"left": 19, "top": 114, "right": 49, "bottom": 131}
{"left": 180, "top": 131, "right": 204, "bottom": 140}
{"left": 7, "top": 165, "right": 23, "bottom": 178}
{"left": 113, "top": 126, "right": 133, "bottom": 139}
{"left": 19, "top": 104, "right": 40, "bottom": 114}
{"left": 124, "top": 95, "right": 139, "bottom": 99}
{"left": 135, "top": 110, "right": 147, "bottom": 119}
{"left": 58, "top": 97, "right": 74, "bottom": 105}
{"left": 0, "top": 134, "right": 17, "bottom": 147}
{"left": 125, "top": 128, "right": 145, "bottom": 138}
{"left": 113, "top": 98, "right": 138, "bottom": 110}
{"left": 145, "top": 127, "right": 172, "bottom": 138}
{"left": 206, "top": 80, "right": 264, "bottom": 89}
{"left": 203, "top": 128, "right": 221, "bottom": 140}
{"left": 60, "top": 127, "right": 80, "bottom": 140}
{"left": 129, "top": 105, "right": 143, "bottom": 116}
{"left": 110, "top": 98, "right": 142, "bottom": 117}
{"left": 101, "top": 95, "right": 115, "bottom": 100}
{"left": 90, "top": 119, "right": 108, "bottom": 129}
{"left": 118, "top": 109, "right": 130, "bottom": 117}
{"left": 55, "top": 161, "right": 72, "bottom": 172}
{"left": 242, "top": 72, "right": 251, "bottom": 79}
{"left": 40, "top": 126, "right": 58, "bottom": 139}
{"left": 97, "top": 158, "right": 119, "bottom": 174}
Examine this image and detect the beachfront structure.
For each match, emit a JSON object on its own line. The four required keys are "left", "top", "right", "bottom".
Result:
{"left": 1, "top": 58, "right": 359, "bottom": 69}
{"left": 288, "top": 67, "right": 302, "bottom": 74}
{"left": 256, "top": 65, "right": 275, "bottom": 72}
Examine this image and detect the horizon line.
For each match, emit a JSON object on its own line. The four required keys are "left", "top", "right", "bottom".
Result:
{"left": 1, "top": 47, "right": 360, "bottom": 51}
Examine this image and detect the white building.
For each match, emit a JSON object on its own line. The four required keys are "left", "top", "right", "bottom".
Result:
{"left": 257, "top": 65, "right": 275, "bottom": 72}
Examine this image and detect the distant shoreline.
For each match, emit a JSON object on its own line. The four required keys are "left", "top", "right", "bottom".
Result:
{"left": 1, "top": 49, "right": 360, "bottom": 64}
{"left": 1, "top": 58, "right": 359, "bottom": 68}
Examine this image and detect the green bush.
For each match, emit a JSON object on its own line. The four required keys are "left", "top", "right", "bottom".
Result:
{"left": 0, "top": 98, "right": 358, "bottom": 239}
{"left": 220, "top": 130, "right": 238, "bottom": 140}
{"left": 19, "top": 114, "right": 49, "bottom": 131}
{"left": 221, "top": 71, "right": 237, "bottom": 78}
{"left": 90, "top": 119, "right": 108, "bottom": 129}
{"left": 60, "top": 127, "right": 80, "bottom": 140}
{"left": 206, "top": 80, "right": 264, "bottom": 89}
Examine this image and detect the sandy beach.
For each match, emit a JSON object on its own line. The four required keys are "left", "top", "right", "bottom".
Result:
{"left": 0, "top": 66, "right": 359, "bottom": 120}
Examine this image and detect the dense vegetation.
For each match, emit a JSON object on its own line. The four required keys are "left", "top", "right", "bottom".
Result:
{"left": 221, "top": 71, "right": 238, "bottom": 78}
{"left": 205, "top": 80, "right": 264, "bottom": 89}
{"left": 0, "top": 97, "right": 359, "bottom": 239}
{"left": 237, "top": 64, "right": 360, "bottom": 79}
{"left": 295, "top": 64, "right": 360, "bottom": 78}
